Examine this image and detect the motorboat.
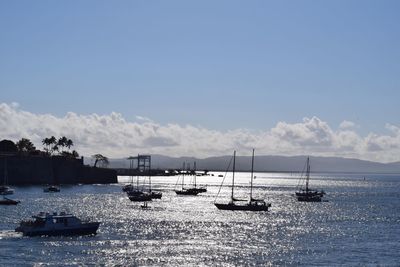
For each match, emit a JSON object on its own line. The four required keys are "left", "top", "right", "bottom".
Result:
{"left": 15, "top": 212, "right": 100, "bottom": 236}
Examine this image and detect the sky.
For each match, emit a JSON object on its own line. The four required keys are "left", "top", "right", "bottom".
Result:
{"left": 1, "top": 1, "right": 400, "bottom": 162}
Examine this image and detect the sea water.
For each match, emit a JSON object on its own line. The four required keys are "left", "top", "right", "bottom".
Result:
{"left": 1, "top": 172, "right": 399, "bottom": 266}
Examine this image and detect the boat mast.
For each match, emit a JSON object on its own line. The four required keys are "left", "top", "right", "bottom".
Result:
{"left": 194, "top": 161, "right": 197, "bottom": 188}
{"left": 182, "top": 162, "right": 185, "bottom": 190}
{"left": 3, "top": 157, "right": 7, "bottom": 186}
{"left": 231, "top": 151, "right": 236, "bottom": 201}
{"left": 149, "top": 156, "right": 152, "bottom": 192}
{"left": 250, "top": 149, "right": 255, "bottom": 201}
{"left": 305, "top": 157, "right": 310, "bottom": 192}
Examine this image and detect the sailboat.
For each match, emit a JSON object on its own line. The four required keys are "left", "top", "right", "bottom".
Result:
{"left": 124, "top": 155, "right": 156, "bottom": 202}
{"left": 295, "top": 157, "right": 325, "bottom": 202}
{"left": 147, "top": 175, "right": 162, "bottom": 199}
{"left": 175, "top": 162, "right": 206, "bottom": 195}
{"left": 214, "top": 150, "right": 271, "bottom": 211}
{"left": 0, "top": 158, "right": 14, "bottom": 195}
{"left": 44, "top": 161, "right": 60, "bottom": 192}
{"left": 126, "top": 174, "right": 153, "bottom": 202}
{"left": 0, "top": 158, "right": 19, "bottom": 205}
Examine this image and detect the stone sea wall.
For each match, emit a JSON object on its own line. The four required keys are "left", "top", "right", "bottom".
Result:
{"left": 0, "top": 155, "right": 117, "bottom": 185}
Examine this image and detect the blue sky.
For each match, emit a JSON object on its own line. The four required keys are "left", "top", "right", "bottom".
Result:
{"left": 1, "top": 1, "right": 400, "bottom": 161}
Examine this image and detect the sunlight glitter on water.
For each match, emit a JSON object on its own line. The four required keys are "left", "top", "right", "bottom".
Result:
{"left": 1, "top": 172, "right": 399, "bottom": 266}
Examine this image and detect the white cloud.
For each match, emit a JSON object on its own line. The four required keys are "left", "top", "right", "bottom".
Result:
{"left": 1, "top": 103, "right": 400, "bottom": 162}
{"left": 339, "top": 120, "right": 356, "bottom": 129}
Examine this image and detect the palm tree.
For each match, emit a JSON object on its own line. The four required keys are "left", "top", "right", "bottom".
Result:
{"left": 58, "top": 136, "right": 68, "bottom": 153}
{"left": 42, "top": 137, "right": 51, "bottom": 154}
{"left": 66, "top": 139, "right": 74, "bottom": 151}
{"left": 48, "top": 136, "right": 57, "bottom": 155}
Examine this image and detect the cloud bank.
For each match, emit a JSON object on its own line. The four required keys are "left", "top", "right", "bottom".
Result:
{"left": 1, "top": 103, "right": 399, "bottom": 163}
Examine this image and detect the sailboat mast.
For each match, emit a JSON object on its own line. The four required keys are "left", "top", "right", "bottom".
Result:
{"left": 305, "top": 157, "right": 310, "bottom": 192}
{"left": 3, "top": 157, "right": 7, "bottom": 186}
{"left": 250, "top": 149, "right": 255, "bottom": 201}
{"left": 182, "top": 162, "right": 185, "bottom": 189}
{"left": 149, "top": 157, "right": 152, "bottom": 192}
{"left": 231, "top": 151, "right": 236, "bottom": 201}
{"left": 194, "top": 161, "right": 197, "bottom": 188}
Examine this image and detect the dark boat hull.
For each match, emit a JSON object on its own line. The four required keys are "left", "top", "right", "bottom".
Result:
{"left": 127, "top": 192, "right": 153, "bottom": 202}
{"left": 175, "top": 189, "right": 200, "bottom": 196}
{"left": 0, "top": 199, "right": 20, "bottom": 205}
{"left": 214, "top": 203, "right": 271, "bottom": 211}
{"left": 296, "top": 190, "right": 324, "bottom": 202}
{"left": 16, "top": 223, "right": 100, "bottom": 237}
{"left": 44, "top": 188, "right": 60, "bottom": 193}
{"left": 297, "top": 195, "right": 322, "bottom": 202}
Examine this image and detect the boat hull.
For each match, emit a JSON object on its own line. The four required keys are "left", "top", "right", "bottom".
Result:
{"left": 0, "top": 199, "right": 20, "bottom": 205}
{"left": 296, "top": 190, "right": 324, "bottom": 202}
{"left": 297, "top": 195, "right": 322, "bottom": 202}
{"left": 175, "top": 189, "right": 200, "bottom": 196}
{"left": 127, "top": 191, "right": 153, "bottom": 202}
{"left": 44, "top": 188, "right": 60, "bottom": 193}
{"left": 214, "top": 203, "right": 271, "bottom": 211}
{"left": 16, "top": 223, "right": 100, "bottom": 237}
{"left": 15, "top": 223, "right": 100, "bottom": 237}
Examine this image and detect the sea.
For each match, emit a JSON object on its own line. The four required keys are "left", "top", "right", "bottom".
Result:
{"left": 1, "top": 172, "right": 399, "bottom": 266}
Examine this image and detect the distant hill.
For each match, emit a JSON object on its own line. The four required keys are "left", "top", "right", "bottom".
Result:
{"left": 84, "top": 155, "right": 400, "bottom": 173}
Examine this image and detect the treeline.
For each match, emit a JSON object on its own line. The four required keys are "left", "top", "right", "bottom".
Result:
{"left": 42, "top": 136, "right": 79, "bottom": 158}
{"left": 1, "top": 136, "right": 79, "bottom": 159}
{"left": 1, "top": 137, "right": 110, "bottom": 167}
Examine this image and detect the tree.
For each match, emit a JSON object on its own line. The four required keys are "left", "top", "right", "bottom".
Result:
{"left": 42, "top": 136, "right": 57, "bottom": 155}
{"left": 58, "top": 136, "right": 68, "bottom": 153}
{"left": 66, "top": 139, "right": 73, "bottom": 151}
{"left": 16, "top": 138, "right": 36, "bottom": 152}
{"left": 92, "top": 154, "right": 109, "bottom": 168}
{"left": 71, "top": 150, "right": 79, "bottom": 158}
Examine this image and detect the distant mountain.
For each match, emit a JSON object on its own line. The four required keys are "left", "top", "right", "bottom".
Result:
{"left": 84, "top": 154, "right": 400, "bottom": 173}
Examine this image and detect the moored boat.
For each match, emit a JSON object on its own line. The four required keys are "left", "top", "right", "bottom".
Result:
{"left": 0, "top": 185, "right": 14, "bottom": 195}
{"left": 15, "top": 212, "right": 100, "bottom": 236}
{"left": 127, "top": 190, "right": 153, "bottom": 202}
{"left": 214, "top": 150, "right": 271, "bottom": 211}
{"left": 175, "top": 162, "right": 207, "bottom": 196}
{"left": 124, "top": 155, "right": 162, "bottom": 201}
{"left": 0, "top": 196, "right": 20, "bottom": 205}
{"left": 1, "top": 158, "right": 14, "bottom": 195}
{"left": 43, "top": 185, "right": 60, "bottom": 193}
{"left": 295, "top": 157, "right": 325, "bottom": 202}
